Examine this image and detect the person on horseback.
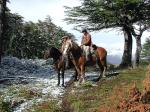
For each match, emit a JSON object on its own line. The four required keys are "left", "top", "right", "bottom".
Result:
{"left": 81, "top": 29, "right": 93, "bottom": 61}
{"left": 61, "top": 36, "right": 71, "bottom": 68}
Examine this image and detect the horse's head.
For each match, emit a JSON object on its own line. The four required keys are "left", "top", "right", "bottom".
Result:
{"left": 62, "top": 39, "right": 73, "bottom": 56}
{"left": 44, "top": 47, "right": 62, "bottom": 60}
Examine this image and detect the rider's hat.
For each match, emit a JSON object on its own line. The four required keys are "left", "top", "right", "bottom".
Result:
{"left": 61, "top": 36, "right": 68, "bottom": 39}
{"left": 82, "top": 29, "right": 87, "bottom": 33}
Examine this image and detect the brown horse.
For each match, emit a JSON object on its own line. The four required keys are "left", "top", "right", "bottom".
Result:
{"left": 62, "top": 39, "right": 107, "bottom": 82}
{"left": 44, "top": 46, "right": 66, "bottom": 86}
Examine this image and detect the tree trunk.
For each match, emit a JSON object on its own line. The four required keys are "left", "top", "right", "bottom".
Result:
{"left": 0, "top": 0, "right": 6, "bottom": 64}
{"left": 0, "top": 0, "right": 3, "bottom": 64}
{"left": 120, "top": 26, "right": 133, "bottom": 68}
{"left": 134, "top": 36, "right": 142, "bottom": 67}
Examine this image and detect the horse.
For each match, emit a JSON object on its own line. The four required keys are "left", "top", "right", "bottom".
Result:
{"left": 44, "top": 46, "right": 66, "bottom": 86}
{"left": 62, "top": 39, "right": 107, "bottom": 82}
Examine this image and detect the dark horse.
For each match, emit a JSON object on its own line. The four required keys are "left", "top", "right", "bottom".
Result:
{"left": 62, "top": 39, "right": 107, "bottom": 83}
{"left": 44, "top": 47, "right": 66, "bottom": 86}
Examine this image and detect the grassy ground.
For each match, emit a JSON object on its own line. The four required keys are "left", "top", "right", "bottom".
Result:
{"left": 0, "top": 66, "right": 147, "bottom": 112}
{"left": 61, "top": 66, "right": 147, "bottom": 112}
{"left": 25, "top": 100, "right": 62, "bottom": 112}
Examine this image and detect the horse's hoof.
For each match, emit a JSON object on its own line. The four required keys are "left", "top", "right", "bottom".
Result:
{"left": 74, "top": 82, "right": 79, "bottom": 87}
{"left": 93, "top": 76, "right": 101, "bottom": 82}
{"left": 74, "top": 78, "right": 78, "bottom": 81}
{"left": 81, "top": 79, "right": 85, "bottom": 84}
{"left": 61, "top": 84, "right": 65, "bottom": 87}
{"left": 102, "top": 75, "right": 106, "bottom": 78}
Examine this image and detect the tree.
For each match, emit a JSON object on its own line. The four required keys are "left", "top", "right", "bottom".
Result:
{"left": 2, "top": 14, "right": 75, "bottom": 59}
{"left": 141, "top": 38, "right": 150, "bottom": 61}
{"left": 0, "top": 0, "right": 7, "bottom": 64}
{"left": 131, "top": 21, "right": 150, "bottom": 67}
{"left": 3, "top": 12, "right": 24, "bottom": 56}
{"left": 64, "top": 0, "right": 150, "bottom": 68}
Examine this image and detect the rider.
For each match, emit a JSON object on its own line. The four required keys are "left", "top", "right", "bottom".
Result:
{"left": 61, "top": 36, "right": 71, "bottom": 68}
{"left": 81, "top": 29, "right": 92, "bottom": 61}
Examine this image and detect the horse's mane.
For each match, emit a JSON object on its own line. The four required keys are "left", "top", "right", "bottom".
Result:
{"left": 70, "top": 41, "right": 83, "bottom": 59}
{"left": 71, "top": 41, "right": 80, "bottom": 49}
{"left": 49, "top": 46, "right": 62, "bottom": 60}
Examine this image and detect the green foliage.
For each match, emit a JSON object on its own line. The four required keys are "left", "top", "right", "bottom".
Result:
{"left": 141, "top": 38, "right": 150, "bottom": 61}
{"left": 3, "top": 12, "right": 24, "bottom": 57}
{"left": 65, "top": 0, "right": 150, "bottom": 68}
{"left": 64, "top": 0, "right": 150, "bottom": 30}
{"left": 4, "top": 13, "right": 75, "bottom": 59}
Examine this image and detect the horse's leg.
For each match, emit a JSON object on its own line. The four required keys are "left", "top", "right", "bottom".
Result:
{"left": 72, "top": 60, "right": 81, "bottom": 79}
{"left": 61, "top": 63, "right": 66, "bottom": 87}
{"left": 71, "top": 60, "right": 81, "bottom": 86}
{"left": 57, "top": 70, "right": 60, "bottom": 86}
{"left": 80, "top": 65, "right": 85, "bottom": 84}
{"left": 101, "top": 58, "right": 107, "bottom": 77}
{"left": 96, "top": 60, "right": 104, "bottom": 80}
{"left": 101, "top": 66, "right": 106, "bottom": 78}
{"left": 75, "top": 67, "right": 81, "bottom": 85}
{"left": 102, "top": 66, "right": 106, "bottom": 77}
{"left": 61, "top": 70, "right": 65, "bottom": 87}
{"left": 98, "top": 62, "right": 106, "bottom": 78}
{"left": 74, "top": 69, "right": 78, "bottom": 81}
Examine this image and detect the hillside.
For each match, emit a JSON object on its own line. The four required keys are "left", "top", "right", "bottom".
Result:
{"left": 62, "top": 65, "right": 149, "bottom": 112}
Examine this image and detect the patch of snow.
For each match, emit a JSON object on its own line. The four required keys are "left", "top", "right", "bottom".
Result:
{"left": 14, "top": 100, "right": 34, "bottom": 112}
{"left": 0, "top": 56, "right": 72, "bottom": 112}
{"left": 0, "top": 56, "right": 54, "bottom": 78}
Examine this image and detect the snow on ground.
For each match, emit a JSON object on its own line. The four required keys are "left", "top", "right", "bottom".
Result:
{"left": 0, "top": 56, "right": 73, "bottom": 112}
{"left": 0, "top": 56, "right": 109, "bottom": 111}
{"left": 0, "top": 56, "right": 54, "bottom": 78}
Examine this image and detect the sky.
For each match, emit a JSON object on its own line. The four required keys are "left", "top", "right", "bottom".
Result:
{"left": 8, "top": 0, "right": 149, "bottom": 57}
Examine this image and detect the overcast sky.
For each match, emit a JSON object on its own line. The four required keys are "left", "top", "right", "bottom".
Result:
{"left": 8, "top": 0, "right": 149, "bottom": 56}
